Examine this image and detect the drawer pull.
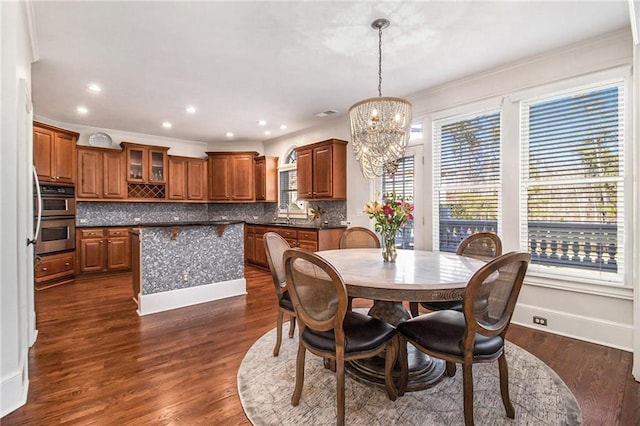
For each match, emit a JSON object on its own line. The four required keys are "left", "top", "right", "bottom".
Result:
{"left": 42, "top": 267, "right": 48, "bottom": 271}
{"left": 99, "top": 241, "right": 104, "bottom": 244}
{"left": 64, "top": 262, "right": 70, "bottom": 266}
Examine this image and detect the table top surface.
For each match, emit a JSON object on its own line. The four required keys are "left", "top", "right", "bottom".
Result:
{"left": 314, "top": 248, "right": 486, "bottom": 302}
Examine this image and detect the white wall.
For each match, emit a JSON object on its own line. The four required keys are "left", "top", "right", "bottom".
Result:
{"left": 1, "top": 0, "right": 37, "bottom": 417}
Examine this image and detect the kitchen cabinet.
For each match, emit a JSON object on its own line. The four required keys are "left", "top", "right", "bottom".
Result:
{"left": 245, "top": 224, "right": 344, "bottom": 268}
{"left": 77, "top": 146, "right": 126, "bottom": 199}
{"left": 254, "top": 156, "right": 278, "bottom": 202}
{"left": 168, "top": 156, "right": 208, "bottom": 201}
{"left": 121, "top": 142, "right": 169, "bottom": 183}
{"left": 34, "top": 251, "right": 75, "bottom": 290}
{"left": 295, "top": 139, "right": 347, "bottom": 200}
{"left": 206, "top": 151, "right": 257, "bottom": 202}
{"left": 77, "top": 228, "right": 131, "bottom": 274}
{"left": 121, "top": 142, "right": 169, "bottom": 199}
{"left": 33, "top": 122, "right": 79, "bottom": 184}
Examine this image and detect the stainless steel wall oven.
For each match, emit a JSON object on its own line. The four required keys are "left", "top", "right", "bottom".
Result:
{"left": 34, "top": 183, "right": 76, "bottom": 255}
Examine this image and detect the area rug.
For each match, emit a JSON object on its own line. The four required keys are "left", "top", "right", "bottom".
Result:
{"left": 237, "top": 328, "right": 582, "bottom": 425}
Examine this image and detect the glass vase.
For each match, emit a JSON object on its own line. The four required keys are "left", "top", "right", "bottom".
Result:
{"left": 382, "top": 234, "right": 397, "bottom": 263}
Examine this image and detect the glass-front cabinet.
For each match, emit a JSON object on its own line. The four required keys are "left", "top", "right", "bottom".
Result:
{"left": 121, "top": 142, "right": 168, "bottom": 183}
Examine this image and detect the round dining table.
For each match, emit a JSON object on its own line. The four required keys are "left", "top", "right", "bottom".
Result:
{"left": 314, "top": 248, "right": 487, "bottom": 392}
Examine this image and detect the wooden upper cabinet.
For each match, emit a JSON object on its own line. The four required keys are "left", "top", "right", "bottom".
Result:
{"left": 33, "top": 122, "right": 79, "bottom": 184}
{"left": 254, "top": 156, "right": 278, "bottom": 202}
{"left": 294, "top": 139, "right": 347, "bottom": 200}
{"left": 207, "top": 152, "right": 257, "bottom": 202}
{"left": 168, "top": 156, "right": 207, "bottom": 201}
{"left": 121, "top": 142, "right": 168, "bottom": 184}
{"left": 186, "top": 158, "right": 207, "bottom": 200}
{"left": 77, "top": 146, "right": 125, "bottom": 199}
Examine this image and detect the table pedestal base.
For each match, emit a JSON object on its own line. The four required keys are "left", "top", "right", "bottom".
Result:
{"left": 346, "top": 345, "right": 445, "bottom": 392}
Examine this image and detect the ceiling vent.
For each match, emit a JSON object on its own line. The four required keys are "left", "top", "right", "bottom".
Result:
{"left": 313, "top": 110, "right": 338, "bottom": 117}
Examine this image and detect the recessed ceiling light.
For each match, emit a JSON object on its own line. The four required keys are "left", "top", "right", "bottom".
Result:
{"left": 185, "top": 105, "right": 197, "bottom": 114}
{"left": 280, "top": 124, "right": 287, "bottom": 130}
{"left": 264, "top": 130, "right": 271, "bottom": 136}
{"left": 76, "top": 106, "right": 88, "bottom": 114}
{"left": 87, "top": 83, "right": 102, "bottom": 93}
{"left": 226, "top": 132, "right": 234, "bottom": 137}
{"left": 162, "top": 122, "right": 172, "bottom": 128}
{"left": 257, "top": 120, "right": 267, "bottom": 126}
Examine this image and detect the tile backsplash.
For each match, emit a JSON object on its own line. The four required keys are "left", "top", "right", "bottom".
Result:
{"left": 77, "top": 200, "right": 346, "bottom": 227}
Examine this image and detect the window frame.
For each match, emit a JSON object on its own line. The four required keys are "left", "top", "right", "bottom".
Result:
{"left": 432, "top": 105, "right": 503, "bottom": 253}
{"left": 519, "top": 77, "right": 628, "bottom": 286}
{"left": 278, "top": 148, "right": 308, "bottom": 218}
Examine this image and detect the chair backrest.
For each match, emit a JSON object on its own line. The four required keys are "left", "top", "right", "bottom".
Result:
{"left": 264, "top": 232, "right": 291, "bottom": 299}
{"left": 462, "top": 251, "right": 530, "bottom": 344}
{"left": 456, "top": 232, "right": 502, "bottom": 260}
{"left": 283, "top": 249, "right": 348, "bottom": 334}
{"left": 339, "top": 227, "right": 381, "bottom": 249}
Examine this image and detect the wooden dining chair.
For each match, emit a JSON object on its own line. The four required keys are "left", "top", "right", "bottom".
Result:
{"left": 339, "top": 227, "right": 381, "bottom": 310}
{"left": 397, "top": 251, "right": 530, "bottom": 426}
{"left": 264, "top": 232, "right": 297, "bottom": 357}
{"left": 410, "top": 232, "right": 502, "bottom": 316}
{"left": 339, "top": 226, "right": 381, "bottom": 249}
{"left": 283, "top": 248, "right": 398, "bottom": 426}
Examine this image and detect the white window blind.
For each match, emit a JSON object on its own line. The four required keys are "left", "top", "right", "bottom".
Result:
{"left": 433, "top": 110, "right": 501, "bottom": 252}
{"left": 520, "top": 81, "right": 624, "bottom": 281}
{"left": 382, "top": 156, "right": 415, "bottom": 249}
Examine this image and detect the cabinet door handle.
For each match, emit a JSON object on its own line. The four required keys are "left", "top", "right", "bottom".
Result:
{"left": 99, "top": 241, "right": 104, "bottom": 244}
{"left": 42, "top": 267, "right": 48, "bottom": 271}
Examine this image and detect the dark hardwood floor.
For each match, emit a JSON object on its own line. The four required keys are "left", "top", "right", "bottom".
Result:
{"left": 3, "top": 266, "right": 638, "bottom": 425}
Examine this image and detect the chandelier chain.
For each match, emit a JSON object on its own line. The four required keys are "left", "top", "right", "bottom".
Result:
{"left": 378, "top": 25, "right": 383, "bottom": 97}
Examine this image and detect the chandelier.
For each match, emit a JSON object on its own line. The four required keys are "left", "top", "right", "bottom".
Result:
{"left": 349, "top": 18, "right": 413, "bottom": 179}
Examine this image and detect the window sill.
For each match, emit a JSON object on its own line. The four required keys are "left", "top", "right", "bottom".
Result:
{"left": 524, "top": 270, "right": 633, "bottom": 300}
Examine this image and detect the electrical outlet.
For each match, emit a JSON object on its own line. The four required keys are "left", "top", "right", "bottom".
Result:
{"left": 79, "top": 218, "right": 88, "bottom": 224}
{"left": 533, "top": 316, "right": 548, "bottom": 326}
{"left": 340, "top": 220, "right": 352, "bottom": 226}
{"left": 173, "top": 217, "right": 180, "bottom": 221}
{"left": 182, "top": 272, "right": 189, "bottom": 282}
{"left": 134, "top": 217, "right": 141, "bottom": 222}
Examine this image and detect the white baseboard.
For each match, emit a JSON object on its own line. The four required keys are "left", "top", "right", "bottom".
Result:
{"left": 512, "top": 303, "right": 633, "bottom": 352}
{"left": 0, "top": 369, "right": 28, "bottom": 418}
{"left": 137, "top": 278, "right": 247, "bottom": 316}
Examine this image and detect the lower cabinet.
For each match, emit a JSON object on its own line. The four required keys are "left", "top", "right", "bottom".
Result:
{"left": 34, "top": 251, "right": 75, "bottom": 290}
{"left": 78, "top": 228, "right": 131, "bottom": 274}
{"left": 245, "top": 225, "right": 344, "bottom": 268}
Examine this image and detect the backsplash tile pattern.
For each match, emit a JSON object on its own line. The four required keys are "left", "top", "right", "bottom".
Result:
{"left": 139, "top": 223, "right": 244, "bottom": 295}
{"left": 77, "top": 200, "right": 347, "bottom": 227}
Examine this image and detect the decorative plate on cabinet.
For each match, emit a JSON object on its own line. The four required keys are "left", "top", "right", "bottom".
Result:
{"left": 88, "top": 132, "right": 113, "bottom": 148}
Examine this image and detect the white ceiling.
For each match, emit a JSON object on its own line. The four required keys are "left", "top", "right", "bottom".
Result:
{"left": 31, "top": 1, "right": 630, "bottom": 144}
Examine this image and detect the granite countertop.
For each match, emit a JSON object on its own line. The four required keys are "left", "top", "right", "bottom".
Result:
{"left": 78, "top": 220, "right": 244, "bottom": 229}
{"left": 246, "top": 221, "right": 347, "bottom": 230}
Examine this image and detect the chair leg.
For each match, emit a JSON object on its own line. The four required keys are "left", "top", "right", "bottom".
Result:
{"left": 445, "top": 361, "right": 457, "bottom": 377}
{"left": 409, "top": 302, "right": 419, "bottom": 317}
{"left": 291, "top": 342, "right": 306, "bottom": 406}
{"left": 288, "top": 316, "right": 296, "bottom": 338}
{"left": 384, "top": 336, "right": 398, "bottom": 401}
{"left": 397, "top": 336, "right": 409, "bottom": 396}
{"left": 498, "top": 352, "right": 515, "bottom": 418}
{"left": 336, "top": 356, "right": 345, "bottom": 426}
{"left": 274, "top": 311, "right": 284, "bottom": 357}
{"left": 462, "top": 362, "right": 474, "bottom": 426}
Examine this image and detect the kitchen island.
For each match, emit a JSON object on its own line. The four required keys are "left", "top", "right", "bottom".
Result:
{"left": 131, "top": 221, "right": 246, "bottom": 315}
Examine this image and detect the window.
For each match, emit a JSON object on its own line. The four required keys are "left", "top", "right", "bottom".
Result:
{"left": 409, "top": 123, "right": 423, "bottom": 141}
{"left": 278, "top": 149, "right": 307, "bottom": 217}
{"left": 382, "top": 155, "right": 415, "bottom": 249}
{"left": 433, "top": 110, "right": 501, "bottom": 252}
{"left": 520, "top": 81, "right": 625, "bottom": 282}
